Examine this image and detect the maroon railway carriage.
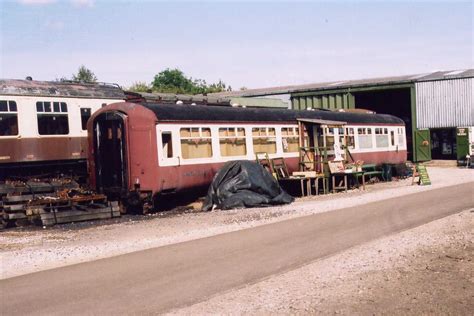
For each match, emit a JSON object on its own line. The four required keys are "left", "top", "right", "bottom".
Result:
{"left": 87, "top": 102, "right": 406, "bottom": 210}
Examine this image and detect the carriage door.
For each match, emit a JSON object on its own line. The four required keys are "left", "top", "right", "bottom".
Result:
{"left": 94, "top": 112, "right": 128, "bottom": 196}
{"left": 157, "top": 127, "right": 179, "bottom": 191}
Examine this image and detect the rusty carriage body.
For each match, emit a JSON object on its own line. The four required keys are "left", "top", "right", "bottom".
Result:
{"left": 87, "top": 102, "right": 407, "bottom": 212}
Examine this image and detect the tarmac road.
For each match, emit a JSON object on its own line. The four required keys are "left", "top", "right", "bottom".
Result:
{"left": 2, "top": 182, "right": 473, "bottom": 315}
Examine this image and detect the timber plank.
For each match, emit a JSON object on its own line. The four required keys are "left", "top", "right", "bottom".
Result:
{"left": 41, "top": 211, "right": 120, "bottom": 226}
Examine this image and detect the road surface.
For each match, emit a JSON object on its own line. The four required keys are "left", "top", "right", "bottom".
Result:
{"left": 2, "top": 182, "right": 473, "bottom": 315}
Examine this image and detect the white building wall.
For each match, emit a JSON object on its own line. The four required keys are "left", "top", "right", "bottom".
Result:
{"left": 416, "top": 78, "right": 474, "bottom": 129}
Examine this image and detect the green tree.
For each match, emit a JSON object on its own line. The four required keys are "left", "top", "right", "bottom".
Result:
{"left": 151, "top": 68, "right": 231, "bottom": 94}
{"left": 72, "top": 65, "right": 97, "bottom": 83}
{"left": 151, "top": 68, "right": 193, "bottom": 94}
{"left": 128, "top": 81, "right": 151, "bottom": 92}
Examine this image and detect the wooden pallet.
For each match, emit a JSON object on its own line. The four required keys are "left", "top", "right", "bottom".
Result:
{"left": 40, "top": 202, "right": 121, "bottom": 226}
{"left": 1, "top": 191, "right": 121, "bottom": 228}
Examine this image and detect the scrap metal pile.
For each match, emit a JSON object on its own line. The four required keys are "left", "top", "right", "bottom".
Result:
{"left": 0, "top": 178, "right": 120, "bottom": 228}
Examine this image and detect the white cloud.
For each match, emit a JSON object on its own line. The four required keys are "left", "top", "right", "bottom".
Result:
{"left": 17, "top": 0, "right": 56, "bottom": 5}
{"left": 70, "top": 0, "right": 94, "bottom": 8}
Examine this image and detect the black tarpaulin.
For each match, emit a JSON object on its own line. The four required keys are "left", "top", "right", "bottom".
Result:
{"left": 202, "top": 160, "right": 294, "bottom": 211}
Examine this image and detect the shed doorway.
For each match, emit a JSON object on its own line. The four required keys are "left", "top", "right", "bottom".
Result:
{"left": 353, "top": 88, "right": 412, "bottom": 160}
{"left": 430, "top": 128, "right": 457, "bottom": 160}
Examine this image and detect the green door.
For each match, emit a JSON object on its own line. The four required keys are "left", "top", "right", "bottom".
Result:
{"left": 456, "top": 127, "right": 469, "bottom": 161}
{"left": 414, "top": 129, "right": 431, "bottom": 162}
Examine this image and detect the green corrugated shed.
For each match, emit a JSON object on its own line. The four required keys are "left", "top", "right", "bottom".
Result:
{"left": 291, "top": 92, "right": 354, "bottom": 111}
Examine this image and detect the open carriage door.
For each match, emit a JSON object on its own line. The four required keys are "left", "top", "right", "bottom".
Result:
{"left": 93, "top": 111, "right": 128, "bottom": 198}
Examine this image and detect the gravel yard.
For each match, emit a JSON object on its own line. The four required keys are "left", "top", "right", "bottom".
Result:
{"left": 1, "top": 167, "right": 473, "bottom": 280}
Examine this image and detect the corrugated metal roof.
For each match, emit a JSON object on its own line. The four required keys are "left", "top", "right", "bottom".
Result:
{"left": 0, "top": 79, "right": 126, "bottom": 99}
{"left": 210, "top": 69, "right": 474, "bottom": 98}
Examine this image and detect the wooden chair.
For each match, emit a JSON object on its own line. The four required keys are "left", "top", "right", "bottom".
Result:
{"left": 271, "top": 157, "right": 290, "bottom": 180}
{"left": 255, "top": 152, "right": 273, "bottom": 175}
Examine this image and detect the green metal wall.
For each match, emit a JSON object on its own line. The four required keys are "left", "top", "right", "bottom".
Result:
{"left": 291, "top": 92, "right": 355, "bottom": 110}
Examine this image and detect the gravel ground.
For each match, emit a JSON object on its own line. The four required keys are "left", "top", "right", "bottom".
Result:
{"left": 168, "top": 208, "right": 474, "bottom": 315}
{"left": 1, "top": 167, "right": 473, "bottom": 280}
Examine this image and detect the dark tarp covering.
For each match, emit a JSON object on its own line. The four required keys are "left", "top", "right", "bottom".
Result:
{"left": 203, "top": 160, "right": 294, "bottom": 211}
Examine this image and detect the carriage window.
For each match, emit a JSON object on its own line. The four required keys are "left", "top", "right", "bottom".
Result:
{"left": 344, "top": 127, "right": 355, "bottom": 149}
{"left": 0, "top": 100, "right": 18, "bottom": 136}
{"left": 161, "top": 132, "right": 173, "bottom": 158}
{"left": 390, "top": 130, "right": 395, "bottom": 146}
{"left": 325, "top": 127, "right": 335, "bottom": 149}
{"left": 0, "top": 101, "right": 8, "bottom": 112}
{"left": 375, "top": 127, "right": 389, "bottom": 148}
{"left": 180, "top": 127, "right": 212, "bottom": 159}
{"left": 36, "top": 101, "right": 69, "bottom": 135}
{"left": 337, "top": 127, "right": 346, "bottom": 148}
{"left": 397, "top": 128, "right": 405, "bottom": 146}
{"left": 357, "top": 127, "right": 373, "bottom": 149}
{"left": 219, "top": 127, "right": 246, "bottom": 157}
{"left": 252, "top": 127, "right": 276, "bottom": 154}
{"left": 44, "top": 102, "right": 52, "bottom": 112}
{"left": 281, "top": 127, "right": 299, "bottom": 153}
{"left": 81, "top": 108, "right": 91, "bottom": 130}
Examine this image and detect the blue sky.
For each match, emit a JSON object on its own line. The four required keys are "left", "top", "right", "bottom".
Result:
{"left": 1, "top": 0, "right": 472, "bottom": 89}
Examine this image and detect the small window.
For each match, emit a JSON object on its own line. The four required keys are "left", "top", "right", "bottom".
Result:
{"left": 0, "top": 100, "right": 18, "bottom": 136}
{"left": 162, "top": 132, "right": 173, "bottom": 158}
{"left": 36, "top": 101, "right": 69, "bottom": 135}
{"left": 37, "top": 115, "right": 69, "bottom": 135}
{"left": 252, "top": 127, "right": 276, "bottom": 154}
{"left": 281, "top": 127, "right": 299, "bottom": 153}
{"left": 9, "top": 101, "right": 17, "bottom": 112}
{"left": 0, "top": 101, "right": 8, "bottom": 112}
{"left": 180, "top": 127, "right": 213, "bottom": 159}
{"left": 324, "top": 127, "right": 335, "bottom": 149}
{"left": 358, "top": 127, "right": 373, "bottom": 149}
{"left": 398, "top": 128, "right": 405, "bottom": 146}
{"left": 80, "top": 108, "right": 91, "bottom": 130}
{"left": 344, "top": 127, "right": 355, "bottom": 149}
{"left": 219, "top": 127, "right": 247, "bottom": 157}
{"left": 44, "top": 102, "right": 51, "bottom": 112}
{"left": 375, "top": 127, "right": 389, "bottom": 148}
